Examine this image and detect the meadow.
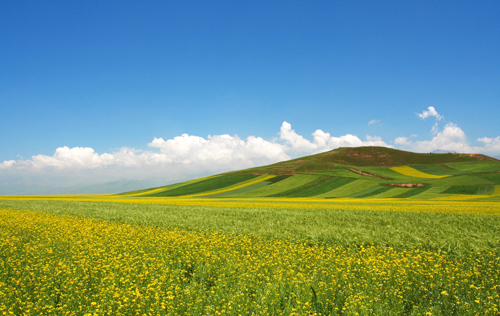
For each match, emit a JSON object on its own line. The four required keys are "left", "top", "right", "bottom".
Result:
{"left": 1, "top": 148, "right": 499, "bottom": 315}
{"left": 1, "top": 197, "right": 499, "bottom": 315}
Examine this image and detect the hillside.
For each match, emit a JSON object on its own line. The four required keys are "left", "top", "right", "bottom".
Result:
{"left": 234, "top": 146, "right": 496, "bottom": 174}
{"left": 121, "top": 147, "right": 500, "bottom": 200}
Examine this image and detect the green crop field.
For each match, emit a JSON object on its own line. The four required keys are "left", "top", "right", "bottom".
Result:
{"left": 234, "top": 174, "right": 322, "bottom": 197}
{"left": 1, "top": 147, "right": 499, "bottom": 315}
{"left": 317, "top": 179, "right": 373, "bottom": 198}
{"left": 145, "top": 174, "right": 260, "bottom": 197}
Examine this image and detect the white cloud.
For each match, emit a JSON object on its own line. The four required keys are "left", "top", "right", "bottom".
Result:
{"left": 478, "top": 137, "right": 493, "bottom": 144}
{"left": 279, "top": 122, "right": 317, "bottom": 152}
{"left": 148, "top": 133, "right": 289, "bottom": 167}
{"left": 477, "top": 136, "right": 500, "bottom": 153}
{"left": 0, "top": 122, "right": 393, "bottom": 193}
{"left": 29, "top": 147, "right": 115, "bottom": 170}
{"left": 0, "top": 160, "right": 15, "bottom": 170}
{"left": 417, "top": 106, "right": 443, "bottom": 121}
{"left": 279, "top": 121, "right": 391, "bottom": 154}
{"left": 408, "top": 122, "right": 473, "bottom": 153}
{"left": 431, "top": 122, "right": 439, "bottom": 135}
{"left": 394, "top": 137, "right": 412, "bottom": 145}
{"left": 396, "top": 108, "right": 500, "bottom": 155}
{"left": 402, "top": 106, "right": 488, "bottom": 153}
{"left": 368, "top": 119, "right": 380, "bottom": 125}
{"left": 3, "top": 134, "right": 289, "bottom": 177}
{"left": 2, "top": 119, "right": 499, "bottom": 194}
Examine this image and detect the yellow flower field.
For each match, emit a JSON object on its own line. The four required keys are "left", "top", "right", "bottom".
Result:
{"left": 493, "top": 185, "right": 500, "bottom": 196}
{"left": 181, "top": 175, "right": 276, "bottom": 198}
{"left": 1, "top": 195, "right": 499, "bottom": 216}
{"left": 390, "top": 166, "right": 450, "bottom": 179}
{"left": 1, "top": 208, "right": 499, "bottom": 315}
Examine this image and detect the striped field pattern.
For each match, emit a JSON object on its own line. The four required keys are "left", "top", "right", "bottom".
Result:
{"left": 1, "top": 208, "right": 499, "bottom": 315}
{"left": 390, "top": 166, "right": 451, "bottom": 179}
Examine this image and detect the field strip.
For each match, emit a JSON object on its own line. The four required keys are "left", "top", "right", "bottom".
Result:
{"left": 120, "top": 175, "right": 219, "bottom": 196}
{"left": 493, "top": 185, "right": 500, "bottom": 196}
{"left": 430, "top": 194, "right": 492, "bottom": 201}
{"left": 182, "top": 175, "right": 276, "bottom": 198}
{"left": 3, "top": 208, "right": 499, "bottom": 315}
{"left": 125, "top": 187, "right": 169, "bottom": 197}
{"left": 390, "top": 166, "right": 451, "bottom": 178}
{"left": 1, "top": 195, "right": 499, "bottom": 215}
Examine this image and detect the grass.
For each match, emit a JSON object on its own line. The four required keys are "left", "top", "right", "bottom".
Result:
{"left": 313, "top": 146, "right": 496, "bottom": 166}
{"left": 407, "top": 186, "right": 447, "bottom": 199}
{"left": 1, "top": 199, "right": 498, "bottom": 255}
{"left": 206, "top": 176, "right": 293, "bottom": 198}
{"left": 146, "top": 174, "right": 259, "bottom": 197}
{"left": 1, "top": 194, "right": 500, "bottom": 315}
{"left": 214, "top": 147, "right": 498, "bottom": 179}
{"left": 369, "top": 187, "right": 411, "bottom": 198}
{"left": 313, "top": 168, "right": 368, "bottom": 179}
{"left": 409, "top": 164, "right": 466, "bottom": 176}
{"left": 269, "top": 176, "right": 355, "bottom": 197}
{"left": 3, "top": 207, "right": 499, "bottom": 315}
{"left": 446, "top": 161, "right": 500, "bottom": 173}
{"left": 117, "top": 176, "right": 216, "bottom": 196}
{"left": 117, "top": 147, "right": 500, "bottom": 201}
{"left": 355, "top": 186, "right": 393, "bottom": 198}
{"left": 348, "top": 185, "right": 386, "bottom": 198}
{"left": 349, "top": 167, "right": 406, "bottom": 181}
{"left": 2, "top": 147, "right": 500, "bottom": 314}
{"left": 476, "top": 172, "right": 500, "bottom": 184}
{"left": 234, "top": 174, "right": 322, "bottom": 197}
{"left": 318, "top": 179, "right": 379, "bottom": 198}
{"left": 204, "top": 181, "right": 270, "bottom": 197}
{"left": 494, "top": 185, "right": 500, "bottom": 196}
{"left": 390, "top": 166, "right": 450, "bottom": 179}
{"left": 425, "top": 174, "right": 496, "bottom": 187}
{"left": 393, "top": 187, "right": 430, "bottom": 198}
{"left": 443, "top": 185, "right": 495, "bottom": 195}
{"left": 3, "top": 194, "right": 500, "bottom": 216}
{"left": 444, "top": 186, "right": 481, "bottom": 195}
{"left": 184, "top": 175, "right": 276, "bottom": 198}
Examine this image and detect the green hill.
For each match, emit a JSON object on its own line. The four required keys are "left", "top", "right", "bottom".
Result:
{"left": 121, "top": 147, "right": 500, "bottom": 200}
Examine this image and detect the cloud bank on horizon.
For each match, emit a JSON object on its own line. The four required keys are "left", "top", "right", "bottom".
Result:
{"left": 1, "top": 107, "right": 499, "bottom": 193}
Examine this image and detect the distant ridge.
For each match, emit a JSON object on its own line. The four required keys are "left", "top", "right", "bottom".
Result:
{"left": 432, "top": 149, "right": 457, "bottom": 154}
{"left": 121, "top": 146, "right": 500, "bottom": 200}
{"left": 235, "top": 146, "right": 496, "bottom": 175}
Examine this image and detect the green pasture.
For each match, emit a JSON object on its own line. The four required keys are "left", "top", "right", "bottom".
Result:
{"left": 146, "top": 174, "right": 258, "bottom": 197}
{"left": 353, "top": 185, "right": 393, "bottom": 198}
{"left": 1, "top": 199, "right": 498, "bottom": 256}
{"left": 120, "top": 147, "right": 499, "bottom": 200}
{"left": 425, "top": 174, "right": 495, "bottom": 186}
{"left": 347, "top": 184, "right": 384, "bottom": 198}
{"left": 115, "top": 181, "right": 187, "bottom": 196}
{"left": 354, "top": 166, "right": 411, "bottom": 181}
{"left": 475, "top": 172, "right": 500, "bottom": 184}
{"left": 447, "top": 161, "right": 500, "bottom": 173}
{"left": 269, "top": 176, "right": 352, "bottom": 197}
{"left": 393, "top": 186, "right": 430, "bottom": 198}
{"left": 409, "top": 164, "right": 464, "bottom": 176}
{"left": 2, "top": 147, "right": 500, "bottom": 315}
{"left": 234, "top": 174, "right": 321, "bottom": 197}
{"left": 319, "top": 179, "right": 378, "bottom": 198}
{"left": 444, "top": 185, "right": 495, "bottom": 195}
{"left": 107, "top": 147, "right": 500, "bottom": 202}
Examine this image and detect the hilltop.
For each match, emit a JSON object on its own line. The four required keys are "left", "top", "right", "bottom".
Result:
{"left": 121, "top": 147, "right": 500, "bottom": 200}
{"left": 234, "top": 146, "right": 496, "bottom": 175}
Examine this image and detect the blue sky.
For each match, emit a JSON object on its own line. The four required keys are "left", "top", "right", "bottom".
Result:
{"left": 1, "top": 1, "right": 500, "bottom": 193}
